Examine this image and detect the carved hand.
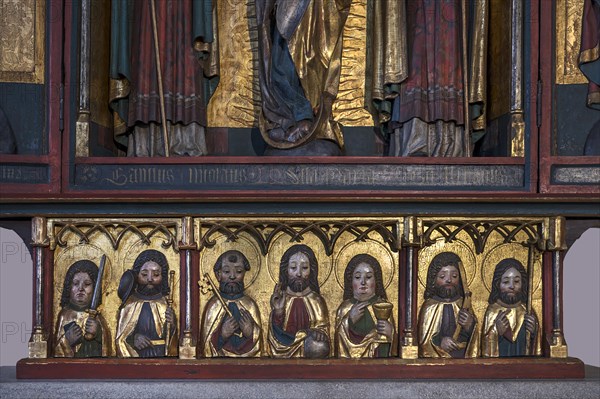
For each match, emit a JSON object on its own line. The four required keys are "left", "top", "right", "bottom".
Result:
{"left": 65, "top": 324, "right": 83, "bottom": 346}
{"left": 239, "top": 308, "right": 254, "bottom": 338}
{"left": 84, "top": 318, "right": 99, "bottom": 339}
{"left": 270, "top": 283, "right": 286, "bottom": 317}
{"left": 310, "top": 329, "right": 328, "bottom": 342}
{"left": 348, "top": 301, "right": 368, "bottom": 325}
{"left": 221, "top": 316, "right": 239, "bottom": 340}
{"left": 376, "top": 320, "right": 393, "bottom": 340}
{"left": 495, "top": 310, "right": 510, "bottom": 336}
{"left": 458, "top": 309, "right": 475, "bottom": 331}
{"left": 440, "top": 336, "right": 459, "bottom": 352}
{"left": 525, "top": 313, "right": 537, "bottom": 334}
{"left": 133, "top": 333, "right": 152, "bottom": 350}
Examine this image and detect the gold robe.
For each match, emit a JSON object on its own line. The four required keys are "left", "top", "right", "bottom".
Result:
{"left": 267, "top": 290, "right": 330, "bottom": 358}
{"left": 335, "top": 299, "right": 395, "bottom": 358}
{"left": 115, "top": 296, "right": 178, "bottom": 357}
{"left": 481, "top": 302, "right": 542, "bottom": 357}
{"left": 200, "top": 294, "right": 263, "bottom": 357}
{"left": 54, "top": 308, "right": 110, "bottom": 357}
{"left": 418, "top": 298, "right": 479, "bottom": 358}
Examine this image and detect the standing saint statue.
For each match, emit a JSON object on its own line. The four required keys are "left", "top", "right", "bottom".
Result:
{"left": 368, "top": 0, "right": 488, "bottom": 157}
{"left": 255, "top": 0, "right": 351, "bottom": 156}
{"left": 110, "top": 0, "right": 219, "bottom": 157}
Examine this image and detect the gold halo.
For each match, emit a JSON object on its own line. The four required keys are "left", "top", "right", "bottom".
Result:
{"left": 417, "top": 238, "right": 477, "bottom": 289}
{"left": 53, "top": 243, "right": 112, "bottom": 300}
{"left": 333, "top": 239, "right": 395, "bottom": 290}
{"left": 198, "top": 233, "right": 261, "bottom": 289}
{"left": 481, "top": 243, "right": 542, "bottom": 294}
{"left": 266, "top": 233, "right": 333, "bottom": 287}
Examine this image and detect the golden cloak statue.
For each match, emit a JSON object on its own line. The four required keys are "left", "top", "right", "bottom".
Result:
{"left": 200, "top": 294, "right": 263, "bottom": 357}
{"left": 418, "top": 297, "right": 479, "bottom": 358}
{"left": 115, "top": 296, "right": 178, "bottom": 357}
{"left": 481, "top": 302, "right": 541, "bottom": 357}
{"left": 54, "top": 308, "right": 111, "bottom": 357}
{"left": 267, "top": 290, "right": 330, "bottom": 358}
{"left": 334, "top": 298, "right": 395, "bottom": 358}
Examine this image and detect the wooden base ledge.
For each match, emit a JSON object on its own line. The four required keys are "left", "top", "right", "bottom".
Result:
{"left": 16, "top": 357, "right": 585, "bottom": 380}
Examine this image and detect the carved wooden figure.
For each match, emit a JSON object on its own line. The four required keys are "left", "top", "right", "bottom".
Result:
{"left": 335, "top": 254, "right": 395, "bottom": 358}
{"left": 200, "top": 250, "right": 263, "bottom": 357}
{"left": 267, "top": 244, "right": 330, "bottom": 358}
{"left": 418, "top": 252, "right": 479, "bottom": 358}
{"left": 54, "top": 260, "right": 111, "bottom": 357}
{"left": 115, "top": 249, "right": 178, "bottom": 357}
{"left": 481, "top": 258, "right": 541, "bottom": 357}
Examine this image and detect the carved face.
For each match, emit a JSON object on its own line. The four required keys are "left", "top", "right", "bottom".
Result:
{"left": 434, "top": 265, "right": 460, "bottom": 299}
{"left": 352, "top": 262, "right": 376, "bottom": 302}
{"left": 287, "top": 251, "right": 310, "bottom": 292}
{"left": 217, "top": 257, "right": 246, "bottom": 295}
{"left": 137, "top": 261, "right": 162, "bottom": 288}
{"left": 70, "top": 271, "right": 94, "bottom": 309}
{"left": 435, "top": 265, "right": 459, "bottom": 288}
{"left": 499, "top": 267, "right": 522, "bottom": 303}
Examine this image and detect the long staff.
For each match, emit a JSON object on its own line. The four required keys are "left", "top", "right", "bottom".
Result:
{"left": 164, "top": 270, "right": 176, "bottom": 356}
{"left": 452, "top": 261, "right": 472, "bottom": 347}
{"left": 149, "top": 0, "right": 171, "bottom": 156}
{"left": 525, "top": 245, "right": 535, "bottom": 355}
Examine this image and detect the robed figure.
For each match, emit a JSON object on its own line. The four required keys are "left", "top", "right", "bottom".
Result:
{"left": 255, "top": 0, "right": 351, "bottom": 155}
{"left": 335, "top": 254, "right": 395, "bottom": 358}
{"left": 201, "top": 250, "right": 263, "bottom": 357}
{"left": 268, "top": 245, "right": 330, "bottom": 358}
{"left": 368, "top": 0, "right": 488, "bottom": 157}
{"left": 580, "top": 0, "right": 600, "bottom": 111}
{"left": 418, "top": 252, "right": 478, "bottom": 358}
{"left": 481, "top": 258, "right": 541, "bottom": 357}
{"left": 110, "top": 0, "right": 219, "bottom": 156}
{"left": 54, "top": 260, "right": 110, "bottom": 357}
{"left": 116, "top": 250, "right": 178, "bottom": 357}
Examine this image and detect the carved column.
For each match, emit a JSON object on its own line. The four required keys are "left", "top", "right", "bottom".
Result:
{"left": 401, "top": 217, "right": 421, "bottom": 359}
{"left": 28, "top": 217, "right": 49, "bottom": 358}
{"left": 548, "top": 217, "right": 568, "bottom": 357}
{"left": 76, "top": 0, "right": 91, "bottom": 157}
{"left": 178, "top": 216, "right": 197, "bottom": 359}
{"left": 510, "top": 0, "right": 525, "bottom": 156}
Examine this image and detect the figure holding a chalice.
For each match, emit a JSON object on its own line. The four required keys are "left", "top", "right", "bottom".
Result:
{"left": 334, "top": 254, "right": 395, "bottom": 358}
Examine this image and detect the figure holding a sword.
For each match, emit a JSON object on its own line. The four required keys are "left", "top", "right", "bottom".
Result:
{"left": 54, "top": 258, "right": 110, "bottom": 357}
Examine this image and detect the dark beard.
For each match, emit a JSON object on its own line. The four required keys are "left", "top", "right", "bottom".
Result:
{"left": 137, "top": 284, "right": 161, "bottom": 296}
{"left": 500, "top": 291, "right": 523, "bottom": 305}
{"left": 219, "top": 281, "right": 244, "bottom": 295}
{"left": 435, "top": 284, "right": 458, "bottom": 299}
{"left": 288, "top": 277, "right": 309, "bottom": 293}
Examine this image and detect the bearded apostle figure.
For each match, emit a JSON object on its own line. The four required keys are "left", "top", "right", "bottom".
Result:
{"left": 200, "top": 250, "right": 263, "bottom": 357}
{"left": 418, "top": 252, "right": 478, "bottom": 358}
{"left": 267, "top": 244, "right": 330, "bottom": 358}
{"left": 481, "top": 258, "right": 541, "bottom": 357}
{"left": 116, "top": 250, "right": 178, "bottom": 357}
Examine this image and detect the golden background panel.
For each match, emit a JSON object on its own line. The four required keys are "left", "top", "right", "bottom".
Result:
{"left": 207, "top": 0, "right": 372, "bottom": 128}
{"left": 331, "top": 0, "right": 373, "bottom": 127}
{"left": 416, "top": 231, "right": 543, "bottom": 348}
{"left": 52, "top": 227, "right": 181, "bottom": 358}
{"left": 0, "top": 0, "right": 44, "bottom": 83}
{"left": 207, "top": 0, "right": 259, "bottom": 128}
{"left": 556, "top": 0, "right": 587, "bottom": 84}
